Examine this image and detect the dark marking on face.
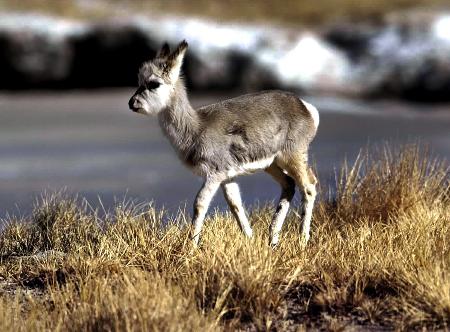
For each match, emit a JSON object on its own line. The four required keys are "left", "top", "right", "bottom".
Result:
{"left": 135, "top": 85, "right": 146, "bottom": 95}
{"left": 129, "top": 85, "right": 146, "bottom": 110}
{"left": 145, "top": 81, "right": 161, "bottom": 91}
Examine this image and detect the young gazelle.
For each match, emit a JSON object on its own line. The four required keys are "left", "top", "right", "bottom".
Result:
{"left": 128, "top": 41, "right": 319, "bottom": 247}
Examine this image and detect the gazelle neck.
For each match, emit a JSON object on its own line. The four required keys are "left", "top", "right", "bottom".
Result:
{"left": 158, "top": 79, "right": 200, "bottom": 155}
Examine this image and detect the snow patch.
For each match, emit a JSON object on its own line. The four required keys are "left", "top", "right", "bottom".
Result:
{"left": 0, "top": 13, "right": 88, "bottom": 39}
{"left": 432, "top": 15, "right": 450, "bottom": 42}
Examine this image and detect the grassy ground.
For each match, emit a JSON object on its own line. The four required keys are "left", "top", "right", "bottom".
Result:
{"left": 0, "top": 145, "right": 448, "bottom": 331}
{"left": 1, "top": 0, "right": 450, "bottom": 25}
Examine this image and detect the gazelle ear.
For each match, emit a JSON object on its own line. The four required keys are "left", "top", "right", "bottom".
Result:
{"left": 166, "top": 40, "right": 188, "bottom": 82}
{"left": 157, "top": 42, "right": 171, "bottom": 59}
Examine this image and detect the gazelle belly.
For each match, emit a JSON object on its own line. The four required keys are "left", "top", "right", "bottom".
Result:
{"left": 227, "top": 156, "right": 275, "bottom": 178}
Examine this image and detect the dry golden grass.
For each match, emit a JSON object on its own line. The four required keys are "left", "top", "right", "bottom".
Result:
{"left": 0, "top": 145, "right": 448, "bottom": 331}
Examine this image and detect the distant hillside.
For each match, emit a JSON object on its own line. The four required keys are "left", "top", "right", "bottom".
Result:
{"left": 2, "top": 9, "right": 450, "bottom": 101}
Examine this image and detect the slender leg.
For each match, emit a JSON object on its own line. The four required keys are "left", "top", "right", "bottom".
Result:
{"left": 221, "top": 181, "right": 253, "bottom": 238}
{"left": 192, "top": 178, "right": 221, "bottom": 246}
{"left": 265, "top": 164, "right": 296, "bottom": 247}
{"left": 299, "top": 167, "right": 317, "bottom": 242}
{"left": 289, "top": 164, "right": 317, "bottom": 243}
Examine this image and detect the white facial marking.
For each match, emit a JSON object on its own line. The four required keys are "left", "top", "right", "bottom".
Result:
{"left": 155, "top": 84, "right": 172, "bottom": 108}
{"left": 227, "top": 156, "right": 275, "bottom": 178}
{"left": 140, "top": 84, "right": 173, "bottom": 115}
{"left": 301, "top": 99, "right": 320, "bottom": 129}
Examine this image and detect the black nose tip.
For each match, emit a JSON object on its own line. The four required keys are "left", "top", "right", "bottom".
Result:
{"left": 128, "top": 96, "right": 135, "bottom": 110}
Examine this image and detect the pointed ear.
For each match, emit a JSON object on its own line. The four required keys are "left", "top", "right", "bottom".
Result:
{"left": 157, "top": 42, "right": 171, "bottom": 59}
{"left": 166, "top": 40, "right": 188, "bottom": 82}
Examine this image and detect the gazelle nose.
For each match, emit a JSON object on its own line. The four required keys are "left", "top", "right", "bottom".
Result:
{"left": 128, "top": 96, "right": 136, "bottom": 110}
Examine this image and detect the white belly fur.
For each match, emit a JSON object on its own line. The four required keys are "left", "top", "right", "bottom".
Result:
{"left": 227, "top": 156, "right": 275, "bottom": 178}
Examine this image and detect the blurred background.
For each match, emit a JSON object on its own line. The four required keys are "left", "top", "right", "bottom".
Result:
{"left": 0, "top": 0, "right": 449, "bottom": 218}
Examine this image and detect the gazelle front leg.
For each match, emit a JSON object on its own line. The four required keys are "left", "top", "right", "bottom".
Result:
{"left": 192, "top": 177, "right": 221, "bottom": 246}
{"left": 221, "top": 181, "right": 253, "bottom": 238}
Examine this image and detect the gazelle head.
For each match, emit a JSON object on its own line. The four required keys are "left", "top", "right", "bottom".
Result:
{"left": 128, "top": 40, "right": 188, "bottom": 115}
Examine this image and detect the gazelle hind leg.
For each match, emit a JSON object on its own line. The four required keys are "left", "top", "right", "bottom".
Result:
{"left": 222, "top": 181, "right": 253, "bottom": 238}
{"left": 265, "top": 163, "right": 296, "bottom": 247}
{"left": 192, "top": 178, "right": 221, "bottom": 246}
{"left": 279, "top": 154, "right": 317, "bottom": 244}
{"left": 300, "top": 167, "right": 317, "bottom": 242}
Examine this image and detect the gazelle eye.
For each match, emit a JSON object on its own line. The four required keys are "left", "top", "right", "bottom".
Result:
{"left": 146, "top": 81, "right": 161, "bottom": 90}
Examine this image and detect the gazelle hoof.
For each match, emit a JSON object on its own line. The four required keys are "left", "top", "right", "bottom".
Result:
{"left": 299, "top": 234, "right": 310, "bottom": 247}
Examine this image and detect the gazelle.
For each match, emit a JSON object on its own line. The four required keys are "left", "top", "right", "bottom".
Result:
{"left": 128, "top": 40, "right": 319, "bottom": 247}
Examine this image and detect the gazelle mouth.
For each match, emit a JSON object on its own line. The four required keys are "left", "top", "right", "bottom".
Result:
{"left": 131, "top": 107, "right": 147, "bottom": 115}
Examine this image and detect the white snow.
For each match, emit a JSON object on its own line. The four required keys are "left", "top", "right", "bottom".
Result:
{"left": 0, "top": 13, "right": 88, "bottom": 39}
{"left": 432, "top": 15, "right": 450, "bottom": 42}
{"left": 3, "top": 11, "right": 450, "bottom": 96}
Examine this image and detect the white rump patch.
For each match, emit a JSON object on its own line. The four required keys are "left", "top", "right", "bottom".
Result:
{"left": 301, "top": 99, "right": 320, "bottom": 129}
{"left": 227, "top": 156, "right": 275, "bottom": 178}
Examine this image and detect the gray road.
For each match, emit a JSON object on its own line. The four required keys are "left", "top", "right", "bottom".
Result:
{"left": 0, "top": 89, "right": 449, "bottom": 219}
